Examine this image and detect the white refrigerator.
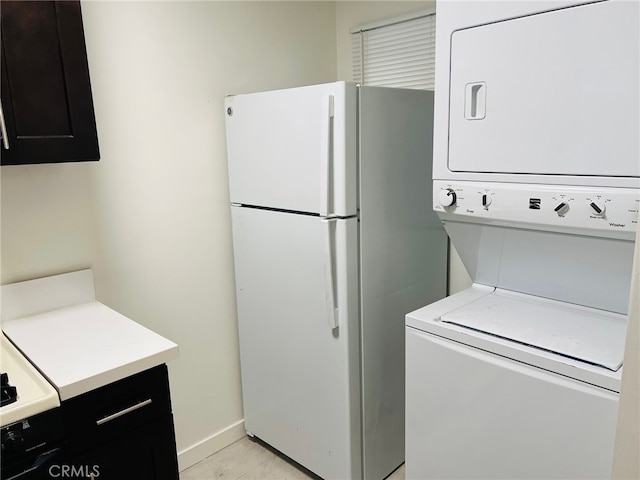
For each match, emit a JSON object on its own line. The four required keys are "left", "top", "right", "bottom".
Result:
{"left": 225, "top": 81, "right": 447, "bottom": 480}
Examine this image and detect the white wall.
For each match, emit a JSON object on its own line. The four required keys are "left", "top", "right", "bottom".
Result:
{"left": 2, "top": 0, "right": 337, "bottom": 470}
{"left": 1, "top": 163, "right": 98, "bottom": 283}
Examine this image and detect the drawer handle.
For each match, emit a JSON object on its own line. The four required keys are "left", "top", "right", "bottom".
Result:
{"left": 96, "top": 398, "right": 153, "bottom": 426}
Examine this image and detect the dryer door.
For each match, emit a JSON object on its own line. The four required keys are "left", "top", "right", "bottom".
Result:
{"left": 447, "top": 0, "right": 639, "bottom": 178}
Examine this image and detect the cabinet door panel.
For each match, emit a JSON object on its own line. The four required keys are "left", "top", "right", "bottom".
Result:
{"left": 61, "top": 365, "right": 173, "bottom": 457}
{"left": 70, "top": 416, "right": 179, "bottom": 480}
{"left": 0, "top": 0, "right": 99, "bottom": 165}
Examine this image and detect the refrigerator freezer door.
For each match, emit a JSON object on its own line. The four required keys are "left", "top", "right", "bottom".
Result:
{"left": 225, "top": 82, "right": 357, "bottom": 217}
{"left": 230, "top": 206, "right": 361, "bottom": 479}
{"left": 447, "top": 0, "right": 639, "bottom": 178}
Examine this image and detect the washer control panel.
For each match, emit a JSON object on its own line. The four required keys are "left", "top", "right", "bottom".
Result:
{"left": 434, "top": 180, "right": 639, "bottom": 234}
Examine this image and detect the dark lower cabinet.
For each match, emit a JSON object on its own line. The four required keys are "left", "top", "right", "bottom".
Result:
{"left": 0, "top": 0, "right": 99, "bottom": 165}
{"left": 61, "top": 365, "right": 179, "bottom": 480}
{"left": 70, "top": 417, "right": 178, "bottom": 480}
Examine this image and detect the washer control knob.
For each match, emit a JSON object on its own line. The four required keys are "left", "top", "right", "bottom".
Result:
{"left": 590, "top": 201, "right": 606, "bottom": 216}
{"left": 554, "top": 202, "right": 569, "bottom": 216}
{"left": 481, "top": 193, "right": 492, "bottom": 208}
{"left": 438, "top": 189, "right": 457, "bottom": 207}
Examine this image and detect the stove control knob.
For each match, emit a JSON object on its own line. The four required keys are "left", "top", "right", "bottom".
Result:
{"left": 590, "top": 201, "right": 606, "bottom": 216}
{"left": 438, "top": 188, "right": 457, "bottom": 207}
{"left": 1, "top": 431, "right": 24, "bottom": 453}
{"left": 554, "top": 202, "right": 569, "bottom": 216}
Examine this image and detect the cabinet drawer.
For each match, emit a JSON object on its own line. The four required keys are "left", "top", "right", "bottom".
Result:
{"left": 61, "top": 365, "right": 172, "bottom": 455}
{"left": 70, "top": 415, "right": 179, "bottom": 480}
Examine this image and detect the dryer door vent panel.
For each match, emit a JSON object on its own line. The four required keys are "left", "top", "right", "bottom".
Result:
{"left": 447, "top": 1, "right": 639, "bottom": 177}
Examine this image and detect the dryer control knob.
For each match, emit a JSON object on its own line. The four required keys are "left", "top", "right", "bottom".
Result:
{"left": 482, "top": 194, "right": 492, "bottom": 208}
{"left": 590, "top": 201, "right": 606, "bottom": 216}
{"left": 554, "top": 202, "right": 569, "bottom": 215}
{"left": 438, "top": 189, "right": 457, "bottom": 207}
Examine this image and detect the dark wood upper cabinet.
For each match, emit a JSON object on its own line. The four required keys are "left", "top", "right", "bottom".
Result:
{"left": 0, "top": 1, "right": 99, "bottom": 165}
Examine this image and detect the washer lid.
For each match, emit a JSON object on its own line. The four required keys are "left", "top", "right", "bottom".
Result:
{"left": 441, "top": 289, "right": 627, "bottom": 371}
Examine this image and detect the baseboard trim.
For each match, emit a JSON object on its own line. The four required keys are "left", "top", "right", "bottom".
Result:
{"left": 177, "top": 419, "right": 246, "bottom": 472}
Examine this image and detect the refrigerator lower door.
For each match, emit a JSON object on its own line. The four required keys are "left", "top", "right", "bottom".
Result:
{"left": 231, "top": 206, "right": 361, "bottom": 479}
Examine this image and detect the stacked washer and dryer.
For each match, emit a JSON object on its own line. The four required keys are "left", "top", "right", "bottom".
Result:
{"left": 406, "top": 1, "right": 639, "bottom": 479}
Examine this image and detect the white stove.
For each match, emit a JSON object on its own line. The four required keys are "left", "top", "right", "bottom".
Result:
{"left": 1, "top": 332, "right": 59, "bottom": 427}
{"left": 1, "top": 332, "right": 65, "bottom": 477}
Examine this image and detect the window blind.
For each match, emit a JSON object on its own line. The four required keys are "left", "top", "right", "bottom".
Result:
{"left": 351, "top": 12, "right": 436, "bottom": 90}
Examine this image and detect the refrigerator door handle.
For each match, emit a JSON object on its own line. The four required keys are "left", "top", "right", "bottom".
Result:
{"left": 319, "top": 95, "right": 335, "bottom": 217}
{"left": 321, "top": 217, "right": 339, "bottom": 329}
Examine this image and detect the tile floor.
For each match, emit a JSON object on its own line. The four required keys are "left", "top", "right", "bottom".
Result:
{"left": 180, "top": 436, "right": 405, "bottom": 480}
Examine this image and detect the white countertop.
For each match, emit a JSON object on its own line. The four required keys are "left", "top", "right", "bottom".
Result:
{"left": 2, "top": 301, "right": 179, "bottom": 401}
